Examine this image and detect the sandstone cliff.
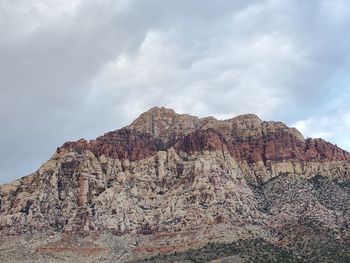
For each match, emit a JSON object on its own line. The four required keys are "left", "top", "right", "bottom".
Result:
{"left": 0, "top": 107, "right": 349, "bottom": 262}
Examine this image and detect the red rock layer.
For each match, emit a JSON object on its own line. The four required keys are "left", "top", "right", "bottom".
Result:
{"left": 228, "top": 132, "right": 350, "bottom": 164}
{"left": 60, "top": 128, "right": 158, "bottom": 162}
{"left": 59, "top": 125, "right": 350, "bottom": 165}
{"left": 174, "top": 129, "right": 226, "bottom": 154}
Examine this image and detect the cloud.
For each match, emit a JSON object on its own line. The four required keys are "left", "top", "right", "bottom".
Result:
{"left": 0, "top": 0, "right": 349, "bottom": 183}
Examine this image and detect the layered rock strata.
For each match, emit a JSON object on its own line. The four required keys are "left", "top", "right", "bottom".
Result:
{"left": 0, "top": 107, "right": 349, "bottom": 262}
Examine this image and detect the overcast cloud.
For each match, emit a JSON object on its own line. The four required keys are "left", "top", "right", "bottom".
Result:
{"left": 1, "top": 0, "right": 350, "bottom": 184}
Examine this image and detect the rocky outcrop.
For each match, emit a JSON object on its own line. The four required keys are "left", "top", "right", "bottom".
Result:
{"left": 0, "top": 107, "right": 349, "bottom": 262}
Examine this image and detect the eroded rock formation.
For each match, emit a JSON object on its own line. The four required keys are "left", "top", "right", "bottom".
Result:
{"left": 0, "top": 107, "right": 349, "bottom": 262}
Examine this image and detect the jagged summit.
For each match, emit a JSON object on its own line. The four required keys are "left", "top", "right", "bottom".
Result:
{"left": 128, "top": 107, "right": 302, "bottom": 142}
{"left": 228, "top": 113, "right": 262, "bottom": 121}
{"left": 129, "top": 107, "right": 263, "bottom": 131}
{"left": 128, "top": 107, "right": 200, "bottom": 138}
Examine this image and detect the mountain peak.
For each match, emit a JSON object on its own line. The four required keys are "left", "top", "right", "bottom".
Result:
{"left": 132, "top": 107, "right": 263, "bottom": 124}
{"left": 229, "top": 113, "right": 262, "bottom": 122}
{"left": 138, "top": 106, "right": 177, "bottom": 117}
{"left": 128, "top": 107, "right": 199, "bottom": 138}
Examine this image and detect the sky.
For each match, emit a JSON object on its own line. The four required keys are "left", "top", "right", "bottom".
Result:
{"left": 1, "top": 0, "right": 350, "bottom": 184}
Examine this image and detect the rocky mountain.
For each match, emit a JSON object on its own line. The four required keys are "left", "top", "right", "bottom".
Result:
{"left": 0, "top": 107, "right": 349, "bottom": 263}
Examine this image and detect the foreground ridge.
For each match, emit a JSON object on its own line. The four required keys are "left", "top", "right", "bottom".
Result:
{"left": 1, "top": 107, "right": 349, "bottom": 262}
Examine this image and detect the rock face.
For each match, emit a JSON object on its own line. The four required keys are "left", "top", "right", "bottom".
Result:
{"left": 0, "top": 107, "right": 349, "bottom": 262}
